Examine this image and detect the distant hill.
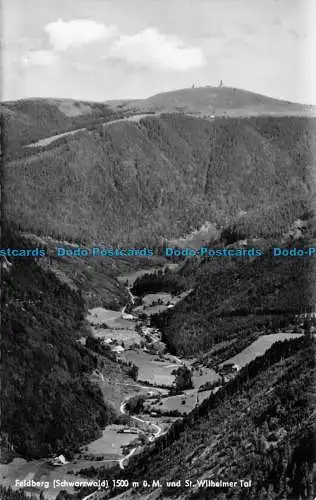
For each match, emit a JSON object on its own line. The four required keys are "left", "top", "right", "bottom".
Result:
{"left": 2, "top": 87, "right": 314, "bottom": 155}
{"left": 107, "top": 86, "right": 316, "bottom": 117}
{"left": 0, "top": 98, "right": 119, "bottom": 152}
{"left": 4, "top": 114, "right": 316, "bottom": 245}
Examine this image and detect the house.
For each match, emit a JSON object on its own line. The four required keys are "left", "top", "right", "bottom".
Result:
{"left": 50, "top": 454, "right": 68, "bottom": 466}
{"left": 112, "top": 345, "right": 125, "bottom": 354}
{"left": 118, "top": 427, "right": 139, "bottom": 434}
{"left": 221, "top": 363, "right": 240, "bottom": 372}
{"left": 122, "top": 312, "right": 136, "bottom": 320}
{"left": 103, "top": 338, "right": 113, "bottom": 344}
{"left": 218, "top": 363, "right": 240, "bottom": 378}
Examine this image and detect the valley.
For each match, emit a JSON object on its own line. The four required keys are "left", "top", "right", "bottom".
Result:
{"left": 3, "top": 89, "right": 316, "bottom": 247}
{"left": 1, "top": 259, "right": 307, "bottom": 500}
{"left": 1, "top": 86, "right": 315, "bottom": 500}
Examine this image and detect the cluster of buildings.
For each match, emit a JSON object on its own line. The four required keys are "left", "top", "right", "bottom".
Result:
{"left": 140, "top": 326, "right": 166, "bottom": 354}
{"left": 48, "top": 454, "right": 68, "bottom": 467}
{"left": 121, "top": 312, "right": 137, "bottom": 321}
{"left": 117, "top": 427, "right": 139, "bottom": 435}
{"left": 100, "top": 337, "right": 126, "bottom": 353}
{"left": 218, "top": 363, "right": 240, "bottom": 383}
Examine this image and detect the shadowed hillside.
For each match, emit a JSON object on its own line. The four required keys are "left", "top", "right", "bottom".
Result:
{"left": 107, "top": 336, "right": 315, "bottom": 500}
{"left": 4, "top": 114, "right": 316, "bottom": 245}
{"left": 151, "top": 247, "right": 315, "bottom": 356}
{"left": 0, "top": 98, "right": 119, "bottom": 153}
{"left": 0, "top": 228, "right": 123, "bottom": 459}
{"left": 19, "top": 233, "right": 164, "bottom": 310}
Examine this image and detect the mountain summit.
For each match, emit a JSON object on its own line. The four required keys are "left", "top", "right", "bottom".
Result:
{"left": 107, "top": 86, "right": 316, "bottom": 117}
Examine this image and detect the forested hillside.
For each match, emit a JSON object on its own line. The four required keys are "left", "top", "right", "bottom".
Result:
{"left": 0, "top": 486, "right": 34, "bottom": 500}
{"left": 4, "top": 114, "right": 316, "bottom": 245}
{"left": 151, "top": 248, "right": 314, "bottom": 356}
{"left": 0, "top": 98, "right": 118, "bottom": 154}
{"left": 0, "top": 228, "right": 120, "bottom": 459}
{"left": 103, "top": 336, "right": 315, "bottom": 500}
{"left": 20, "top": 233, "right": 164, "bottom": 310}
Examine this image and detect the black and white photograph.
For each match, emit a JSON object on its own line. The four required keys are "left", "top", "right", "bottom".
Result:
{"left": 0, "top": 0, "right": 315, "bottom": 499}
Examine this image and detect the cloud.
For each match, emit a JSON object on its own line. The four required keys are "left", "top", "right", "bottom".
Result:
{"left": 241, "top": 24, "right": 256, "bottom": 35}
{"left": 44, "top": 18, "right": 118, "bottom": 51}
{"left": 288, "top": 29, "right": 300, "bottom": 39}
{"left": 72, "top": 62, "right": 92, "bottom": 72}
{"left": 21, "top": 50, "right": 59, "bottom": 67}
{"left": 111, "top": 28, "right": 206, "bottom": 71}
{"left": 21, "top": 21, "right": 205, "bottom": 74}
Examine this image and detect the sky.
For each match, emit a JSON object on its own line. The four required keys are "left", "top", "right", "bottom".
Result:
{"left": 2, "top": 0, "right": 316, "bottom": 103}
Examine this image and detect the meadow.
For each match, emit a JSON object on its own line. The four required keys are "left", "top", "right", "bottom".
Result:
{"left": 219, "top": 332, "right": 303, "bottom": 369}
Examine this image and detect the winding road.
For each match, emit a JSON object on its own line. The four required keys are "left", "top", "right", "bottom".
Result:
{"left": 119, "top": 400, "right": 163, "bottom": 443}
{"left": 92, "top": 373, "right": 164, "bottom": 468}
{"left": 24, "top": 114, "right": 161, "bottom": 149}
{"left": 81, "top": 397, "right": 163, "bottom": 500}
{"left": 118, "top": 398, "right": 164, "bottom": 469}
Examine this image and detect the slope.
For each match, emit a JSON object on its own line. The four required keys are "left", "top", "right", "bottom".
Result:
{"left": 5, "top": 115, "right": 316, "bottom": 246}
{"left": 0, "top": 228, "right": 121, "bottom": 459}
{"left": 108, "top": 336, "right": 315, "bottom": 500}
{"left": 0, "top": 98, "right": 119, "bottom": 155}
{"left": 108, "top": 86, "right": 316, "bottom": 117}
{"left": 151, "top": 244, "right": 315, "bottom": 357}
{"left": 19, "top": 232, "right": 164, "bottom": 310}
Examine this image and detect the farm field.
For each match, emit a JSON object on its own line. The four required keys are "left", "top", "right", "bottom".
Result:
{"left": 220, "top": 333, "right": 304, "bottom": 369}
{"left": 190, "top": 366, "right": 220, "bottom": 388}
{"left": 117, "top": 264, "right": 179, "bottom": 287}
{"left": 123, "top": 350, "right": 176, "bottom": 386}
{"left": 87, "top": 307, "right": 135, "bottom": 329}
{"left": 133, "top": 289, "right": 193, "bottom": 317}
{"left": 142, "top": 292, "right": 174, "bottom": 305}
{"left": 87, "top": 426, "right": 137, "bottom": 456}
{"left": 142, "top": 289, "right": 193, "bottom": 307}
{"left": 138, "top": 304, "right": 171, "bottom": 315}
{"left": 146, "top": 388, "right": 213, "bottom": 415}
{"left": 93, "top": 327, "right": 142, "bottom": 347}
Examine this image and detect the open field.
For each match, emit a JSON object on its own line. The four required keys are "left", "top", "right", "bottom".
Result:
{"left": 117, "top": 264, "right": 179, "bottom": 287}
{"left": 190, "top": 366, "right": 220, "bottom": 388}
{"left": 123, "top": 350, "right": 176, "bottom": 386}
{"left": 219, "top": 333, "right": 304, "bottom": 369}
{"left": 0, "top": 424, "right": 138, "bottom": 499}
{"left": 87, "top": 426, "right": 137, "bottom": 456}
{"left": 142, "top": 292, "right": 174, "bottom": 306}
{"left": 135, "top": 289, "right": 193, "bottom": 314}
{"left": 87, "top": 307, "right": 135, "bottom": 329}
{"left": 137, "top": 304, "right": 171, "bottom": 315}
{"left": 93, "top": 327, "right": 142, "bottom": 347}
{"left": 146, "top": 388, "right": 214, "bottom": 415}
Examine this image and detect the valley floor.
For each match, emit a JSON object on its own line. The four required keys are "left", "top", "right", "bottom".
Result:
{"left": 2, "top": 264, "right": 307, "bottom": 500}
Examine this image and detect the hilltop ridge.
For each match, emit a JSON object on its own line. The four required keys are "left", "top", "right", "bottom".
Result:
{"left": 106, "top": 86, "right": 316, "bottom": 117}
{"left": 4, "top": 113, "right": 315, "bottom": 245}
{"left": 1, "top": 86, "right": 315, "bottom": 153}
